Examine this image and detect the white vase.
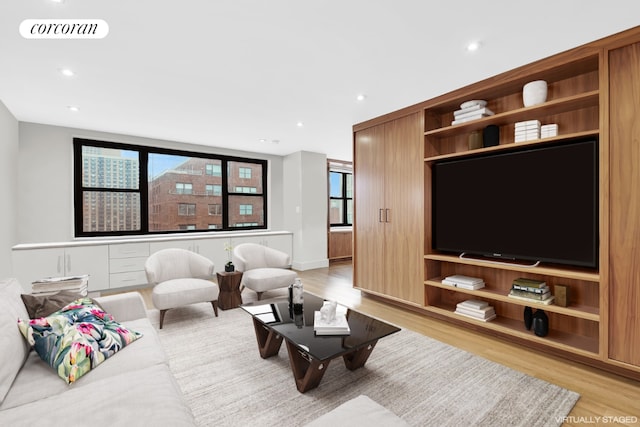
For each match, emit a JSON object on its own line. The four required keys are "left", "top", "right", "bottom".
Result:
{"left": 523, "top": 80, "right": 548, "bottom": 107}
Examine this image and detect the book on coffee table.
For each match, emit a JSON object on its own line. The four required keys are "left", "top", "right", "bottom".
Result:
{"left": 314, "top": 311, "right": 351, "bottom": 335}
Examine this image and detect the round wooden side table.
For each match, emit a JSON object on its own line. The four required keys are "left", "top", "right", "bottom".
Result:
{"left": 216, "top": 271, "right": 243, "bottom": 310}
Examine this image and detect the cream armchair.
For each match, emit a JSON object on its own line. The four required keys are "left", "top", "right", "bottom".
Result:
{"left": 145, "top": 248, "right": 219, "bottom": 328}
{"left": 232, "top": 243, "right": 297, "bottom": 300}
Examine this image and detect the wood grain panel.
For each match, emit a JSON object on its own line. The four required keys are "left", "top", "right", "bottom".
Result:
{"left": 328, "top": 230, "right": 352, "bottom": 260}
{"left": 608, "top": 41, "right": 640, "bottom": 366}
{"left": 353, "top": 125, "right": 386, "bottom": 293}
{"left": 384, "top": 113, "right": 424, "bottom": 304}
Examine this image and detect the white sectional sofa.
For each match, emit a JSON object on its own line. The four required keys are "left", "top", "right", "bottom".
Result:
{"left": 0, "top": 278, "right": 195, "bottom": 427}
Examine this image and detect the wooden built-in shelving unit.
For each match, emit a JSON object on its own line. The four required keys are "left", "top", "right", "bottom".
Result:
{"left": 354, "top": 25, "right": 640, "bottom": 380}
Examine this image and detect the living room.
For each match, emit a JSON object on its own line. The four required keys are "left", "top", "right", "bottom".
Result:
{"left": 2, "top": 2, "right": 640, "bottom": 426}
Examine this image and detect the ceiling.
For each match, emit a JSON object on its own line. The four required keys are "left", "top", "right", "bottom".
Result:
{"left": 0, "top": 1, "right": 638, "bottom": 161}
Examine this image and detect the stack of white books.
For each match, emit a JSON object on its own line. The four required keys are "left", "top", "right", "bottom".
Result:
{"left": 313, "top": 311, "right": 351, "bottom": 335}
{"left": 541, "top": 123, "right": 558, "bottom": 138}
{"left": 515, "top": 120, "right": 541, "bottom": 142}
{"left": 451, "top": 100, "right": 494, "bottom": 125}
{"left": 455, "top": 299, "right": 496, "bottom": 322}
{"left": 441, "top": 274, "right": 485, "bottom": 290}
{"left": 31, "top": 275, "right": 89, "bottom": 296}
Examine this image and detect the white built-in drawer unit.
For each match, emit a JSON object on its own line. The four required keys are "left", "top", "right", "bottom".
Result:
{"left": 108, "top": 242, "right": 150, "bottom": 289}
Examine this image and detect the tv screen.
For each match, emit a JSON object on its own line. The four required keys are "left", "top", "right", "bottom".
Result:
{"left": 432, "top": 138, "right": 598, "bottom": 268}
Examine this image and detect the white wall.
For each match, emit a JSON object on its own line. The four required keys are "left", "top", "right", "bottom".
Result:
{"left": 283, "top": 151, "right": 328, "bottom": 270}
{"left": 16, "top": 122, "right": 287, "bottom": 243}
{"left": 0, "top": 101, "right": 19, "bottom": 278}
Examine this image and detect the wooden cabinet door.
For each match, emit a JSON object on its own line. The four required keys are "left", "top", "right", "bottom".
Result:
{"left": 608, "top": 41, "right": 640, "bottom": 366}
{"left": 383, "top": 113, "right": 424, "bottom": 304}
{"left": 354, "top": 124, "right": 386, "bottom": 293}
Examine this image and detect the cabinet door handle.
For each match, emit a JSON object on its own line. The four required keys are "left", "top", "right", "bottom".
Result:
{"left": 385, "top": 209, "right": 391, "bottom": 223}
{"left": 379, "top": 209, "right": 385, "bottom": 223}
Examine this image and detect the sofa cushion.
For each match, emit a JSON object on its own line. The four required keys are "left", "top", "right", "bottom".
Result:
{"left": 1, "top": 317, "right": 164, "bottom": 411}
{"left": 0, "top": 278, "right": 31, "bottom": 404}
{"left": 17, "top": 298, "right": 142, "bottom": 384}
{"left": 242, "top": 268, "right": 297, "bottom": 292}
{"left": 20, "top": 290, "right": 84, "bottom": 318}
{"left": 0, "top": 363, "right": 195, "bottom": 427}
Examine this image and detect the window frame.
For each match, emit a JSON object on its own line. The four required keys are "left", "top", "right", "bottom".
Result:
{"left": 329, "top": 170, "right": 353, "bottom": 227}
{"left": 73, "top": 138, "right": 268, "bottom": 237}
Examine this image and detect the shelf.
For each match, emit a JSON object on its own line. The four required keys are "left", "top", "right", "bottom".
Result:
{"left": 424, "top": 90, "right": 599, "bottom": 138}
{"left": 424, "top": 130, "right": 599, "bottom": 163}
{"left": 425, "top": 279, "right": 599, "bottom": 321}
{"left": 423, "top": 303, "right": 599, "bottom": 357}
{"left": 424, "top": 253, "right": 600, "bottom": 282}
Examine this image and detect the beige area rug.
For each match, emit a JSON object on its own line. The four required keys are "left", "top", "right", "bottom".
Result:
{"left": 156, "top": 301, "right": 579, "bottom": 427}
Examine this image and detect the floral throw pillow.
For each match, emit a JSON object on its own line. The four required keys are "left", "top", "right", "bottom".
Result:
{"left": 17, "top": 298, "right": 142, "bottom": 384}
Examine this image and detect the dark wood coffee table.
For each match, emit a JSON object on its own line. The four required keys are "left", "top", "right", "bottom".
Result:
{"left": 241, "top": 292, "right": 400, "bottom": 393}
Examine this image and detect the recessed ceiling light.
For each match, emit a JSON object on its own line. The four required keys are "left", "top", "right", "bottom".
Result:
{"left": 60, "top": 68, "right": 75, "bottom": 77}
{"left": 51, "top": 0, "right": 65, "bottom": 3}
{"left": 356, "top": 94, "right": 367, "bottom": 101}
{"left": 296, "top": 122, "right": 304, "bottom": 127}
{"left": 259, "top": 138, "right": 267, "bottom": 143}
{"left": 467, "top": 41, "right": 481, "bottom": 52}
{"left": 67, "top": 105, "right": 79, "bottom": 112}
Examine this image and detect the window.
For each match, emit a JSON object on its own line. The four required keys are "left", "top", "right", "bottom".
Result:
{"left": 73, "top": 138, "right": 268, "bottom": 236}
{"left": 206, "top": 163, "right": 222, "bottom": 176}
{"left": 175, "top": 183, "right": 192, "bottom": 194}
{"left": 329, "top": 169, "right": 353, "bottom": 227}
{"left": 239, "top": 167, "right": 252, "bottom": 179}
{"left": 178, "top": 203, "right": 196, "bottom": 216}
{"left": 235, "top": 186, "right": 257, "bottom": 193}
{"left": 239, "top": 204, "right": 253, "bottom": 215}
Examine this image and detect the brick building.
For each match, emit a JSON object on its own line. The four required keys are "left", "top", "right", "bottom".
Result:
{"left": 148, "top": 157, "right": 264, "bottom": 231}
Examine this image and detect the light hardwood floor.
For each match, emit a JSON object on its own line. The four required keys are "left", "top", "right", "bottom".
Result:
{"left": 126, "top": 261, "right": 640, "bottom": 426}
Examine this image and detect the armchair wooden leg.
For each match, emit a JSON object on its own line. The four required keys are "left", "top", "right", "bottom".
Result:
{"left": 159, "top": 309, "right": 168, "bottom": 329}
{"left": 256, "top": 291, "right": 263, "bottom": 301}
{"left": 211, "top": 301, "right": 219, "bottom": 317}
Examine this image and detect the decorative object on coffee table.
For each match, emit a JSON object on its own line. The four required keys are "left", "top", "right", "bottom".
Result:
{"left": 216, "top": 270, "right": 243, "bottom": 310}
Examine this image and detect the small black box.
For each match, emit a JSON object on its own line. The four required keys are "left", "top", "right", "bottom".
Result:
{"left": 483, "top": 125, "right": 500, "bottom": 147}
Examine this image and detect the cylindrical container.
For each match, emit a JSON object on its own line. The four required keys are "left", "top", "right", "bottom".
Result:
{"left": 523, "top": 80, "right": 548, "bottom": 107}
{"left": 292, "top": 278, "right": 303, "bottom": 314}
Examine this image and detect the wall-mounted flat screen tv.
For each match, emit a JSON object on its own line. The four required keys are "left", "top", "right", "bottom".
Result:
{"left": 432, "top": 138, "right": 599, "bottom": 268}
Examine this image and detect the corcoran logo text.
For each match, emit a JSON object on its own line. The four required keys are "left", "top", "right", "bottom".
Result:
{"left": 19, "top": 19, "right": 109, "bottom": 39}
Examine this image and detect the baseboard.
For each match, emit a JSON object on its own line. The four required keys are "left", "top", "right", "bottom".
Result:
{"left": 292, "top": 258, "right": 329, "bottom": 271}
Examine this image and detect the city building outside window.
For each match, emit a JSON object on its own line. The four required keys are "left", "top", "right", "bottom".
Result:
{"left": 73, "top": 138, "right": 267, "bottom": 236}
